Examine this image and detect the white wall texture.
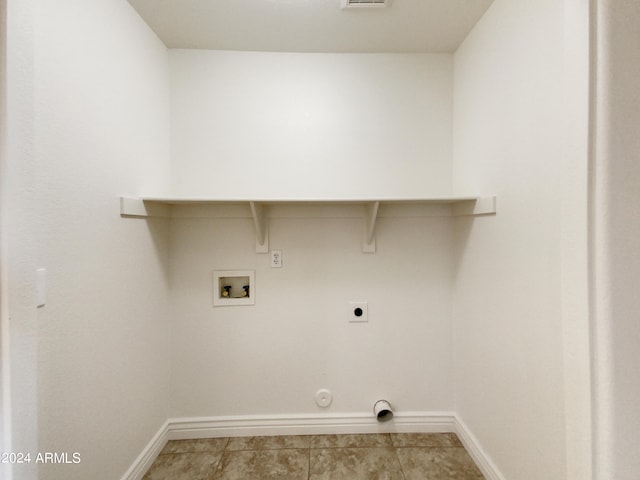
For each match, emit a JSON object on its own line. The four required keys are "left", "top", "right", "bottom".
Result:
{"left": 169, "top": 206, "right": 455, "bottom": 418}
{"left": 4, "top": 0, "right": 172, "bottom": 479}
{"left": 592, "top": 1, "right": 640, "bottom": 478}
{"left": 452, "top": 0, "right": 590, "bottom": 479}
{"left": 166, "top": 50, "right": 459, "bottom": 422}
{"left": 168, "top": 50, "right": 453, "bottom": 199}
{"left": 0, "top": 0, "right": 6, "bottom": 463}
{"left": 3, "top": 0, "right": 38, "bottom": 478}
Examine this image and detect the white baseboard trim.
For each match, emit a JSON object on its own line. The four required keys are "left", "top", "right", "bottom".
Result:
{"left": 123, "top": 412, "right": 508, "bottom": 480}
{"left": 120, "top": 420, "right": 169, "bottom": 480}
{"left": 167, "top": 411, "right": 456, "bottom": 439}
{"left": 454, "top": 415, "right": 506, "bottom": 480}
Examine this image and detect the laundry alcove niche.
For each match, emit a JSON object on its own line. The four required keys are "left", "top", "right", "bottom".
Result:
{"left": 120, "top": 50, "right": 499, "bottom": 459}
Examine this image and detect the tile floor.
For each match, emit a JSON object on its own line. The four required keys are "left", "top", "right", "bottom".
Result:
{"left": 142, "top": 433, "right": 485, "bottom": 479}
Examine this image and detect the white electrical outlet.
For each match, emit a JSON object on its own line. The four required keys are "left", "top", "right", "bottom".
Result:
{"left": 270, "top": 250, "right": 283, "bottom": 268}
{"left": 348, "top": 301, "right": 368, "bottom": 323}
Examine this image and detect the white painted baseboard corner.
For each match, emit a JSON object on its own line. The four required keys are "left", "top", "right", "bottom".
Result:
{"left": 119, "top": 420, "right": 169, "bottom": 480}
{"left": 454, "top": 414, "right": 506, "bottom": 480}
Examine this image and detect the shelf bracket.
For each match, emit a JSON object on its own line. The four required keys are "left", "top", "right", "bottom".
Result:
{"left": 249, "top": 201, "right": 269, "bottom": 253}
{"left": 362, "top": 201, "right": 380, "bottom": 253}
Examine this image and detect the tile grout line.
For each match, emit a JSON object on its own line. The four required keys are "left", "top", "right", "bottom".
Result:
{"left": 393, "top": 446, "right": 408, "bottom": 480}
{"left": 388, "top": 433, "right": 408, "bottom": 480}
{"left": 210, "top": 437, "right": 229, "bottom": 480}
{"left": 307, "top": 440, "right": 311, "bottom": 480}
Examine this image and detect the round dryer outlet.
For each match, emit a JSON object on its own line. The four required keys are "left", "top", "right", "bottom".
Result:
{"left": 315, "top": 389, "right": 333, "bottom": 408}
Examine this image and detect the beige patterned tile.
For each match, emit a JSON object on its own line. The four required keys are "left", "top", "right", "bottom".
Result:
{"left": 309, "top": 447, "right": 404, "bottom": 480}
{"left": 396, "top": 447, "right": 484, "bottom": 479}
{"left": 142, "top": 452, "right": 222, "bottom": 480}
{"left": 310, "top": 433, "right": 392, "bottom": 448}
{"left": 225, "top": 435, "right": 311, "bottom": 451}
{"left": 390, "top": 432, "right": 462, "bottom": 448}
{"left": 214, "top": 448, "right": 309, "bottom": 480}
{"left": 161, "top": 438, "right": 229, "bottom": 454}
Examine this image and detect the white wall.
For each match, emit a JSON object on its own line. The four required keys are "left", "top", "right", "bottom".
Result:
{"left": 170, "top": 50, "right": 460, "bottom": 417}
{"left": 592, "top": 1, "right": 640, "bottom": 478}
{"left": 3, "top": 0, "right": 38, "bottom": 478}
{"left": 168, "top": 50, "right": 453, "bottom": 198}
{"left": 0, "top": 0, "right": 6, "bottom": 463}
{"left": 452, "top": 0, "right": 590, "bottom": 479}
{"left": 169, "top": 205, "right": 455, "bottom": 419}
{"left": 4, "top": 0, "right": 172, "bottom": 479}
{"left": 167, "top": 50, "right": 458, "bottom": 422}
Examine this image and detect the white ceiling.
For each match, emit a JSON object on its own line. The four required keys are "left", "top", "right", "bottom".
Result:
{"left": 127, "top": 0, "right": 494, "bottom": 53}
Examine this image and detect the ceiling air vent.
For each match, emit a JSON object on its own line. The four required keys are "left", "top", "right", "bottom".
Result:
{"left": 341, "top": 0, "right": 391, "bottom": 9}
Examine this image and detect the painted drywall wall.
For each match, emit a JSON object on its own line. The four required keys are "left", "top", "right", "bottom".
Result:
{"left": 592, "top": 1, "right": 640, "bottom": 478}
{"left": 168, "top": 205, "right": 455, "bottom": 418}
{"left": 167, "top": 50, "right": 458, "bottom": 419}
{"left": 0, "top": 0, "right": 6, "bottom": 463}
{"left": 3, "top": 0, "right": 172, "bottom": 479}
{"left": 3, "top": 0, "right": 39, "bottom": 479}
{"left": 168, "top": 50, "right": 453, "bottom": 198}
{"left": 452, "top": 0, "right": 590, "bottom": 478}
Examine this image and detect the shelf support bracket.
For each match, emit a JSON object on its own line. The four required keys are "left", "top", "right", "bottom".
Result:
{"left": 362, "top": 201, "right": 380, "bottom": 253}
{"left": 249, "top": 201, "right": 269, "bottom": 253}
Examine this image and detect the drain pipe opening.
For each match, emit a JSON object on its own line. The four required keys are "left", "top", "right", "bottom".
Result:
{"left": 373, "top": 400, "right": 393, "bottom": 422}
